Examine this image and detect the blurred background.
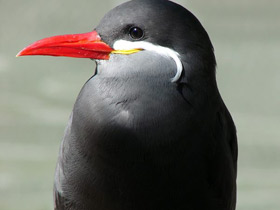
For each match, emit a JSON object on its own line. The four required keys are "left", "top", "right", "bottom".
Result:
{"left": 0, "top": 0, "right": 279, "bottom": 209}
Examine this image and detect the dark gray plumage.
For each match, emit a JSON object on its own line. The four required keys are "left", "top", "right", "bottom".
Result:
{"left": 54, "top": 1, "right": 237, "bottom": 210}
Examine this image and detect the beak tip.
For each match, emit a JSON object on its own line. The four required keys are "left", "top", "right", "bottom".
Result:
{"left": 16, "top": 49, "right": 25, "bottom": 57}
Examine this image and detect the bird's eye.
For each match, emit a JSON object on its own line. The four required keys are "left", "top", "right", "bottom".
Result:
{"left": 129, "top": 27, "right": 144, "bottom": 40}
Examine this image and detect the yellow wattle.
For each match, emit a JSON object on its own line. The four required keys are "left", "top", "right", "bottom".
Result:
{"left": 111, "top": 49, "right": 142, "bottom": 55}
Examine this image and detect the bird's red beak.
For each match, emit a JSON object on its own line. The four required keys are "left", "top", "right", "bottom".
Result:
{"left": 16, "top": 31, "right": 113, "bottom": 60}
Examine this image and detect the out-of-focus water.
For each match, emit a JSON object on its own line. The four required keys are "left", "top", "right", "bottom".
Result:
{"left": 0, "top": 0, "right": 279, "bottom": 209}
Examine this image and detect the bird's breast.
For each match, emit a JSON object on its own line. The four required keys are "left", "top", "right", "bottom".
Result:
{"left": 75, "top": 74, "right": 189, "bottom": 134}
{"left": 75, "top": 51, "right": 188, "bottom": 131}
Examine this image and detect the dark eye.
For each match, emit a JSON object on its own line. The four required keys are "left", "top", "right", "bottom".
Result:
{"left": 129, "top": 27, "right": 144, "bottom": 40}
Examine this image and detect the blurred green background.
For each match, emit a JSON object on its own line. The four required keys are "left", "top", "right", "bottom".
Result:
{"left": 0, "top": 0, "right": 279, "bottom": 209}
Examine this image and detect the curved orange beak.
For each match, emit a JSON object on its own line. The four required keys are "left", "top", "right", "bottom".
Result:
{"left": 16, "top": 31, "right": 113, "bottom": 60}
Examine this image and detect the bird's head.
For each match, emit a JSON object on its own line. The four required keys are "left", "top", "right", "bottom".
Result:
{"left": 17, "top": 0, "right": 216, "bottom": 83}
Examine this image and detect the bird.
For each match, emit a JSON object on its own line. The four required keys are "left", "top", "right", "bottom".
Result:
{"left": 17, "top": 0, "right": 237, "bottom": 210}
